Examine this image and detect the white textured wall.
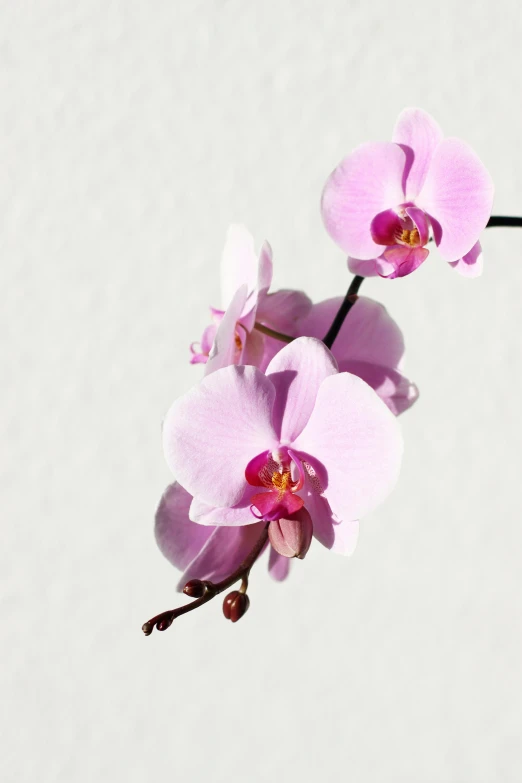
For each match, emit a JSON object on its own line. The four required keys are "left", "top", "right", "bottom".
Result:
{"left": 3, "top": 2, "right": 522, "bottom": 781}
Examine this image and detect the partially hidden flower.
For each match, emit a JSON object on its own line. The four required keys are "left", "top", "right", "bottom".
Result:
{"left": 321, "top": 108, "right": 494, "bottom": 278}
{"left": 190, "top": 224, "right": 311, "bottom": 373}
{"left": 296, "top": 296, "right": 418, "bottom": 416}
{"left": 163, "top": 337, "right": 403, "bottom": 558}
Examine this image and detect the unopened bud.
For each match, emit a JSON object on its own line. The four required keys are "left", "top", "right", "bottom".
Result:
{"left": 183, "top": 579, "right": 208, "bottom": 598}
{"left": 222, "top": 590, "right": 250, "bottom": 622}
{"left": 268, "top": 507, "right": 313, "bottom": 559}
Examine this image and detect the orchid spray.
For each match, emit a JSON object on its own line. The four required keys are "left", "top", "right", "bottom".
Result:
{"left": 142, "top": 108, "right": 513, "bottom": 636}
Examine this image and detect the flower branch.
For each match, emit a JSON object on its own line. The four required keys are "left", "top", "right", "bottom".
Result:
{"left": 253, "top": 321, "right": 294, "bottom": 343}
{"left": 486, "top": 215, "right": 522, "bottom": 229}
{"left": 142, "top": 523, "right": 269, "bottom": 634}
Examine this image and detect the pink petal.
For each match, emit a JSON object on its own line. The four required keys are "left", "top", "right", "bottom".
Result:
{"left": 298, "top": 461, "right": 359, "bottom": 555}
{"left": 380, "top": 246, "right": 429, "bottom": 278}
{"left": 155, "top": 483, "right": 214, "bottom": 579}
{"left": 296, "top": 297, "right": 405, "bottom": 371}
{"left": 315, "top": 517, "right": 360, "bottom": 556}
{"left": 371, "top": 209, "right": 403, "bottom": 245}
{"left": 342, "top": 360, "right": 419, "bottom": 416}
{"left": 188, "top": 485, "right": 259, "bottom": 526}
{"left": 182, "top": 523, "right": 267, "bottom": 590}
{"left": 238, "top": 241, "right": 274, "bottom": 332}
{"left": 294, "top": 372, "right": 403, "bottom": 522}
{"left": 417, "top": 138, "right": 494, "bottom": 261}
{"left": 201, "top": 323, "right": 218, "bottom": 355}
{"left": 255, "top": 289, "right": 314, "bottom": 372}
{"left": 220, "top": 224, "right": 259, "bottom": 309}
{"left": 392, "top": 108, "right": 444, "bottom": 199}
{"left": 204, "top": 285, "right": 248, "bottom": 376}
{"left": 268, "top": 548, "right": 291, "bottom": 581}
{"left": 448, "top": 240, "right": 483, "bottom": 278}
{"left": 256, "top": 289, "right": 313, "bottom": 333}
{"left": 256, "top": 335, "right": 286, "bottom": 373}
{"left": 348, "top": 256, "right": 388, "bottom": 277}
{"left": 321, "top": 142, "right": 407, "bottom": 258}
{"left": 405, "top": 206, "right": 430, "bottom": 246}
{"left": 240, "top": 327, "right": 265, "bottom": 368}
{"left": 265, "top": 337, "right": 338, "bottom": 443}
{"left": 251, "top": 489, "right": 304, "bottom": 521}
{"left": 256, "top": 241, "right": 273, "bottom": 297}
{"left": 163, "top": 365, "right": 278, "bottom": 508}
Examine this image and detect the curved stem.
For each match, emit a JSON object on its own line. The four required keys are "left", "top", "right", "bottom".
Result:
{"left": 142, "top": 524, "right": 269, "bottom": 635}
{"left": 254, "top": 321, "right": 294, "bottom": 344}
{"left": 323, "top": 275, "right": 365, "bottom": 350}
{"left": 486, "top": 215, "right": 522, "bottom": 228}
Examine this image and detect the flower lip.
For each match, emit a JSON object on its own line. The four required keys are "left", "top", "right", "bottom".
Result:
{"left": 246, "top": 448, "right": 305, "bottom": 522}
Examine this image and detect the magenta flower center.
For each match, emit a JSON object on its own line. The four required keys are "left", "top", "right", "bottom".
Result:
{"left": 246, "top": 449, "right": 305, "bottom": 522}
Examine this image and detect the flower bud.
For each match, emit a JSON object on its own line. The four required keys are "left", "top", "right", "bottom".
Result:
{"left": 222, "top": 590, "right": 250, "bottom": 622}
{"left": 183, "top": 579, "right": 207, "bottom": 598}
{"left": 268, "top": 507, "right": 313, "bottom": 559}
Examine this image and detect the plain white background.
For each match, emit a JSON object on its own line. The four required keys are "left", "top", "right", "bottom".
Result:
{"left": 2, "top": 1, "right": 522, "bottom": 781}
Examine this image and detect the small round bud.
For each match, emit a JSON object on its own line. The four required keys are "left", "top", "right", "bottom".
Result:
{"left": 183, "top": 579, "right": 207, "bottom": 598}
{"left": 222, "top": 590, "right": 250, "bottom": 623}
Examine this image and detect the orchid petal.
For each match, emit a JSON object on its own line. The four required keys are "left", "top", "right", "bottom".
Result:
{"left": 405, "top": 205, "right": 430, "bottom": 246}
{"left": 205, "top": 285, "right": 248, "bottom": 376}
{"left": 240, "top": 326, "right": 265, "bottom": 368}
{"left": 380, "top": 246, "right": 429, "bottom": 278}
{"left": 448, "top": 241, "right": 483, "bottom": 278}
{"left": 182, "top": 523, "right": 267, "bottom": 589}
{"left": 188, "top": 485, "right": 259, "bottom": 526}
{"left": 347, "top": 256, "right": 389, "bottom": 277}
{"left": 220, "top": 225, "right": 259, "bottom": 309}
{"left": 418, "top": 138, "right": 494, "bottom": 261}
{"left": 371, "top": 209, "right": 403, "bottom": 246}
{"left": 297, "top": 297, "right": 405, "bottom": 371}
{"left": 342, "top": 360, "right": 419, "bottom": 416}
{"left": 256, "top": 289, "right": 313, "bottom": 333}
{"left": 321, "top": 142, "right": 406, "bottom": 259}
{"left": 294, "top": 373, "right": 403, "bottom": 522}
{"left": 163, "top": 365, "right": 277, "bottom": 508}
{"left": 268, "top": 548, "right": 291, "bottom": 581}
{"left": 266, "top": 337, "right": 338, "bottom": 443}
{"left": 315, "top": 517, "right": 360, "bottom": 556}
{"left": 256, "top": 241, "right": 273, "bottom": 297}
{"left": 297, "top": 461, "right": 359, "bottom": 555}
{"left": 154, "top": 484, "right": 265, "bottom": 590}
{"left": 155, "top": 483, "right": 214, "bottom": 580}
{"left": 392, "top": 108, "right": 444, "bottom": 199}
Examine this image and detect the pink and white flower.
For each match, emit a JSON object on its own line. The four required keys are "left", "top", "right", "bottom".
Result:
{"left": 321, "top": 108, "right": 494, "bottom": 278}
{"left": 163, "top": 337, "right": 403, "bottom": 558}
{"left": 190, "top": 224, "right": 311, "bottom": 373}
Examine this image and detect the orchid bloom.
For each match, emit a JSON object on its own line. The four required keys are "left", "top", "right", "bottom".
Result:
{"left": 155, "top": 299, "right": 413, "bottom": 593}
{"left": 321, "top": 108, "right": 494, "bottom": 278}
{"left": 190, "top": 224, "right": 311, "bottom": 374}
{"left": 163, "top": 337, "right": 403, "bottom": 559}
{"left": 296, "top": 296, "right": 418, "bottom": 415}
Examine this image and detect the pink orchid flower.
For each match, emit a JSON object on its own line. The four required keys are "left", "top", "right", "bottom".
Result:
{"left": 296, "top": 296, "right": 418, "bottom": 415}
{"left": 155, "top": 482, "right": 293, "bottom": 590}
{"left": 190, "top": 224, "right": 311, "bottom": 374}
{"left": 321, "top": 108, "right": 494, "bottom": 278}
{"left": 163, "top": 337, "right": 403, "bottom": 557}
